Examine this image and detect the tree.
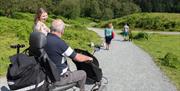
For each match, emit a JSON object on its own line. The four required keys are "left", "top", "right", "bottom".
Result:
{"left": 79, "top": 0, "right": 91, "bottom": 17}
{"left": 174, "top": 1, "right": 180, "bottom": 12}
{"left": 102, "top": 8, "right": 113, "bottom": 20}
{"left": 133, "top": 0, "right": 180, "bottom": 13}
{"left": 19, "top": 0, "right": 52, "bottom": 13}
{"left": 1, "top": 0, "right": 179, "bottom": 19}
{"left": 112, "top": 1, "right": 122, "bottom": 18}
{"left": 89, "top": 0, "right": 102, "bottom": 19}
{"left": 55, "top": 0, "right": 80, "bottom": 19}
{"left": 112, "top": 1, "right": 141, "bottom": 18}
{"left": 0, "top": 0, "right": 19, "bottom": 17}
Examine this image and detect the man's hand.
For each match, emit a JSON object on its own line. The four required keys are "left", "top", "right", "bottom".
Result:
{"left": 85, "top": 57, "right": 93, "bottom": 63}
{"left": 74, "top": 53, "right": 93, "bottom": 63}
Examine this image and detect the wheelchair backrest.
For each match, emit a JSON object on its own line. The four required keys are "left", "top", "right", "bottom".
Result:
{"left": 29, "top": 32, "right": 60, "bottom": 82}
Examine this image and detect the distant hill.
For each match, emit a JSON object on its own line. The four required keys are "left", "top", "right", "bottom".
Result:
{"left": 97, "top": 13, "right": 180, "bottom": 32}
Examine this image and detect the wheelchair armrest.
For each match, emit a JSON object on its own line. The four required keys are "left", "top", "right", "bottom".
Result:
{"left": 49, "top": 82, "right": 77, "bottom": 91}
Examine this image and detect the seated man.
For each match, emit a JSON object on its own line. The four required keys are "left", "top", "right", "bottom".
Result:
{"left": 45, "top": 19, "right": 93, "bottom": 91}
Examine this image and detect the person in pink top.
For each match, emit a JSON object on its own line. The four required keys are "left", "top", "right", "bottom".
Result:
{"left": 33, "top": 8, "right": 50, "bottom": 36}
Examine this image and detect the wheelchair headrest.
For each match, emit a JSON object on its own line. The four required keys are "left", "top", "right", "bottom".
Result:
{"left": 29, "top": 32, "right": 61, "bottom": 82}
{"left": 29, "top": 32, "right": 47, "bottom": 49}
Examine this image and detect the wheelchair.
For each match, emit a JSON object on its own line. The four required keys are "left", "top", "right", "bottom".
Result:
{"left": 8, "top": 32, "right": 108, "bottom": 91}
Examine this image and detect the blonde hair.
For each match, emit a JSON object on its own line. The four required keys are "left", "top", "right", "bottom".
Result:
{"left": 107, "top": 23, "right": 113, "bottom": 28}
{"left": 34, "top": 8, "right": 47, "bottom": 24}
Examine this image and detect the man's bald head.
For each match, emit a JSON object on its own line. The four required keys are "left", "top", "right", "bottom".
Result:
{"left": 50, "top": 19, "right": 65, "bottom": 33}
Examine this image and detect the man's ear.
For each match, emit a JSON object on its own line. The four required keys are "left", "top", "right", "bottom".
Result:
{"left": 61, "top": 30, "right": 64, "bottom": 35}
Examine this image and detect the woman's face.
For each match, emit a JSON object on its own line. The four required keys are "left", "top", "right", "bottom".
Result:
{"left": 40, "top": 12, "right": 48, "bottom": 22}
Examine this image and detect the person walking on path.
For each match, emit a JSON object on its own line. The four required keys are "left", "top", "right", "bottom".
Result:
{"left": 104, "top": 23, "right": 113, "bottom": 50}
{"left": 123, "top": 23, "right": 129, "bottom": 41}
{"left": 33, "top": 8, "right": 50, "bottom": 36}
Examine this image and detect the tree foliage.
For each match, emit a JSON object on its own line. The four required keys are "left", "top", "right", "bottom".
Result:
{"left": 0, "top": 0, "right": 19, "bottom": 17}
{"left": 54, "top": 0, "right": 80, "bottom": 19}
{"left": 133, "top": 0, "right": 180, "bottom": 13}
{"left": 0, "top": 0, "right": 179, "bottom": 19}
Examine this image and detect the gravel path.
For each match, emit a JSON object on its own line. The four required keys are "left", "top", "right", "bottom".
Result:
{"left": 0, "top": 28, "right": 177, "bottom": 91}
{"left": 0, "top": 77, "right": 8, "bottom": 91}
{"left": 91, "top": 28, "right": 180, "bottom": 35}
{"left": 87, "top": 27, "right": 177, "bottom": 91}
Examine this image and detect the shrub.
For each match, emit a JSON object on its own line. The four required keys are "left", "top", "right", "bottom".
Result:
{"left": 0, "top": 10, "right": 4, "bottom": 16}
{"left": 160, "top": 52, "right": 179, "bottom": 68}
{"left": 133, "top": 32, "right": 149, "bottom": 40}
{"left": 11, "top": 12, "right": 34, "bottom": 21}
{"left": 55, "top": 0, "right": 80, "bottom": 19}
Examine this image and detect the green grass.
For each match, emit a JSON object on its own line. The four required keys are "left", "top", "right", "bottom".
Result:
{"left": 63, "top": 27, "right": 101, "bottom": 52}
{"left": 97, "top": 13, "right": 180, "bottom": 32}
{"left": 0, "top": 33, "right": 29, "bottom": 76}
{"left": 0, "top": 17, "right": 34, "bottom": 41}
{"left": 133, "top": 33, "right": 180, "bottom": 90}
{"left": 50, "top": 14, "right": 93, "bottom": 28}
{"left": 0, "top": 13, "right": 101, "bottom": 76}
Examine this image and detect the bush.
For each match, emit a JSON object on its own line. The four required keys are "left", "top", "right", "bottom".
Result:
{"left": 55, "top": 0, "right": 80, "bottom": 19}
{"left": 11, "top": 12, "right": 34, "bottom": 21}
{"left": 133, "top": 32, "right": 149, "bottom": 40}
{"left": 0, "top": 10, "right": 4, "bottom": 16}
{"left": 161, "top": 52, "right": 179, "bottom": 68}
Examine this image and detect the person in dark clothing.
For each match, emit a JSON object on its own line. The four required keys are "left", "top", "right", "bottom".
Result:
{"left": 45, "top": 19, "right": 93, "bottom": 91}
{"left": 104, "top": 23, "right": 113, "bottom": 50}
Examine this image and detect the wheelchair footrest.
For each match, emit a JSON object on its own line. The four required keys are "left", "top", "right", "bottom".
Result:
{"left": 49, "top": 82, "right": 77, "bottom": 91}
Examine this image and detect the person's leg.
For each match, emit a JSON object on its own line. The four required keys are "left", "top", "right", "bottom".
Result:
{"left": 108, "top": 37, "right": 112, "bottom": 50}
{"left": 59, "top": 70, "right": 87, "bottom": 91}
{"left": 106, "top": 37, "right": 111, "bottom": 50}
{"left": 106, "top": 43, "right": 108, "bottom": 50}
{"left": 107, "top": 44, "right": 109, "bottom": 50}
{"left": 105, "top": 37, "right": 109, "bottom": 50}
{"left": 123, "top": 32, "right": 126, "bottom": 40}
{"left": 127, "top": 32, "right": 129, "bottom": 41}
{"left": 125, "top": 32, "right": 128, "bottom": 41}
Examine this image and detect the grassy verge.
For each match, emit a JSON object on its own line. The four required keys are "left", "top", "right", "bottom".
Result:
{"left": 0, "top": 13, "right": 101, "bottom": 76}
{"left": 133, "top": 33, "right": 180, "bottom": 90}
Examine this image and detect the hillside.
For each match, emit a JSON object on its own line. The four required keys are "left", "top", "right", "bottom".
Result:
{"left": 97, "top": 13, "right": 180, "bottom": 32}
{"left": 0, "top": 13, "right": 101, "bottom": 76}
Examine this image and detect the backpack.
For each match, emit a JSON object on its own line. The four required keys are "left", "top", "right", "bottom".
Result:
{"left": 7, "top": 52, "right": 48, "bottom": 91}
{"left": 112, "top": 31, "right": 115, "bottom": 39}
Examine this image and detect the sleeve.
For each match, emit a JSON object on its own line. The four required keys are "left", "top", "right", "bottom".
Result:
{"left": 104, "top": 29, "right": 106, "bottom": 36}
{"left": 34, "top": 22, "right": 41, "bottom": 32}
{"left": 58, "top": 40, "right": 77, "bottom": 59}
{"left": 43, "top": 23, "right": 50, "bottom": 32}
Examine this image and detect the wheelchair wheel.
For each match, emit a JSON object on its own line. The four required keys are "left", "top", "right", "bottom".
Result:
{"left": 98, "top": 84, "right": 107, "bottom": 91}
